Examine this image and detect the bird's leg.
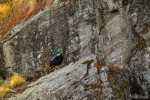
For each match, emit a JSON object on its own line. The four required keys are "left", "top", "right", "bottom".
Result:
{"left": 50, "top": 66, "right": 55, "bottom": 72}
{"left": 55, "top": 66, "right": 59, "bottom": 70}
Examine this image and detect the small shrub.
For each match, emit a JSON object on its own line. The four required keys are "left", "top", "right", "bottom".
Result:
{"left": 0, "top": 87, "right": 10, "bottom": 97}
{"left": 9, "top": 74, "right": 25, "bottom": 88}
{"left": 109, "top": 66, "right": 120, "bottom": 73}
{"left": 0, "top": 4, "right": 11, "bottom": 20}
{"left": 0, "top": 81, "right": 11, "bottom": 98}
{"left": 0, "top": 77, "right": 4, "bottom": 84}
{"left": 0, "top": 74, "right": 26, "bottom": 98}
{"left": 0, "top": 0, "right": 54, "bottom": 36}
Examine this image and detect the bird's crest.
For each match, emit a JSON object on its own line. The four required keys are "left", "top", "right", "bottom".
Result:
{"left": 54, "top": 48, "right": 61, "bottom": 52}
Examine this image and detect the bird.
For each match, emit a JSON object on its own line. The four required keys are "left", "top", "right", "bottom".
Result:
{"left": 45, "top": 48, "right": 63, "bottom": 72}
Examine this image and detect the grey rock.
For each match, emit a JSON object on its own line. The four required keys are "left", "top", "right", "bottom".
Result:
{"left": 100, "top": 66, "right": 109, "bottom": 83}
{"left": 2, "top": 3, "right": 80, "bottom": 79}
{"left": 9, "top": 55, "right": 102, "bottom": 100}
{"left": 0, "top": 0, "right": 150, "bottom": 99}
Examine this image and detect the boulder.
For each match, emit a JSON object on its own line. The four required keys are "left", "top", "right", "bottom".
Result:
{"left": 9, "top": 55, "right": 103, "bottom": 100}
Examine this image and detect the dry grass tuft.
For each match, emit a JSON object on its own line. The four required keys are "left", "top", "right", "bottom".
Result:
{"left": 0, "top": 74, "right": 26, "bottom": 98}
{"left": 9, "top": 74, "right": 25, "bottom": 88}
{"left": 0, "top": 86, "right": 10, "bottom": 97}
{"left": 0, "top": 77, "right": 4, "bottom": 84}
{"left": 0, "top": 0, "right": 54, "bottom": 36}
{"left": 0, "top": 4, "right": 11, "bottom": 20}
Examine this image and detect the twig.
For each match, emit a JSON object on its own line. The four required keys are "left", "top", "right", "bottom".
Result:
{"left": 9, "top": 89, "right": 17, "bottom": 93}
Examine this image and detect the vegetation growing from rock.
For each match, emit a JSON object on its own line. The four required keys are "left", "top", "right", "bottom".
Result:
{"left": 9, "top": 74, "right": 25, "bottom": 88}
{"left": 0, "top": 4, "right": 11, "bottom": 20}
{"left": 0, "top": 0, "right": 150, "bottom": 99}
{"left": 0, "top": 0, "right": 54, "bottom": 36}
{"left": 0, "top": 74, "right": 26, "bottom": 98}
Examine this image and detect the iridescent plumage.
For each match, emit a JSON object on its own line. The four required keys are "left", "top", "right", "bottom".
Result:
{"left": 50, "top": 53, "right": 63, "bottom": 67}
{"left": 46, "top": 48, "right": 63, "bottom": 72}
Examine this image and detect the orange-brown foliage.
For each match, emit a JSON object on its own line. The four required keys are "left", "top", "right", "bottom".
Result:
{"left": 94, "top": 60, "right": 100, "bottom": 67}
{"left": 25, "top": 4, "right": 44, "bottom": 21}
{"left": 15, "top": 85, "right": 27, "bottom": 94}
{"left": 0, "top": 0, "right": 54, "bottom": 36}
{"left": 109, "top": 66, "right": 120, "bottom": 73}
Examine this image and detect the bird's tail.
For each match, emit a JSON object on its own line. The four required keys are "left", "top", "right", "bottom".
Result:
{"left": 45, "top": 66, "right": 51, "bottom": 72}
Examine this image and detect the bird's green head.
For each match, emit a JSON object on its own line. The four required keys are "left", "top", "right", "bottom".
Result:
{"left": 54, "top": 48, "right": 61, "bottom": 53}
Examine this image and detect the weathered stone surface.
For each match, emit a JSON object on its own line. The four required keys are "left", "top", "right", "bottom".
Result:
{"left": 2, "top": 4, "right": 80, "bottom": 79}
{"left": 129, "top": 68, "right": 149, "bottom": 99}
{"left": 9, "top": 55, "right": 102, "bottom": 100}
{"left": 0, "top": 45, "right": 6, "bottom": 79}
{"left": 128, "top": 0, "right": 150, "bottom": 33}
{"left": 7, "top": 54, "right": 133, "bottom": 100}
{"left": 99, "top": 66, "right": 113, "bottom": 100}
{"left": 1, "top": 0, "right": 149, "bottom": 80}
{"left": 130, "top": 47, "right": 150, "bottom": 99}
{"left": 109, "top": 68, "right": 132, "bottom": 100}
{"left": 72, "top": 0, "right": 137, "bottom": 68}
{"left": 0, "top": 0, "right": 150, "bottom": 99}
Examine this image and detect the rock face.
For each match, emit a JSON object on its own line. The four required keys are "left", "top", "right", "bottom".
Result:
{"left": 0, "top": 0, "right": 150, "bottom": 99}
{"left": 9, "top": 55, "right": 102, "bottom": 100}
{"left": 0, "top": 45, "right": 6, "bottom": 79}
{"left": 7, "top": 55, "right": 131, "bottom": 100}
{"left": 2, "top": 4, "right": 80, "bottom": 79}
{"left": 1, "top": 0, "right": 150, "bottom": 79}
{"left": 130, "top": 47, "right": 150, "bottom": 99}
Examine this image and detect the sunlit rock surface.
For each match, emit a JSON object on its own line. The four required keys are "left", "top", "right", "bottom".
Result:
{"left": 0, "top": 0, "right": 150, "bottom": 99}
{"left": 1, "top": 0, "right": 150, "bottom": 79}
{"left": 9, "top": 55, "right": 102, "bottom": 100}
{"left": 2, "top": 4, "right": 80, "bottom": 79}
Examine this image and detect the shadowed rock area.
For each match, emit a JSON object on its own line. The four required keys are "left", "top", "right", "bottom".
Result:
{"left": 0, "top": 0, "right": 150, "bottom": 99}
{"left": 2, "top": 4, "right": 80, "bottom": 79}
{"left": 9, "top": 55, "right": 101, "bottom": 100}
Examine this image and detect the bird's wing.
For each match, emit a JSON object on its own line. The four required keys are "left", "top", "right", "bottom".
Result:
{"left": 50, "top": 55, "right": 57, "bottom": 61}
